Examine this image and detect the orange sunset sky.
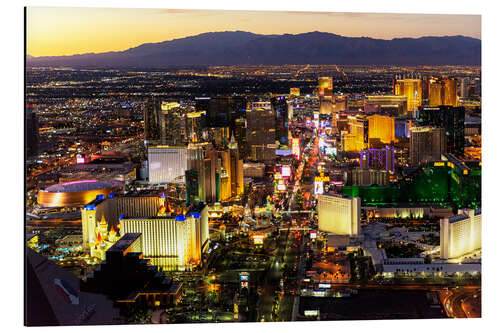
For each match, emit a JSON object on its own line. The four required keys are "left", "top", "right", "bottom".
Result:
{"left": 26, "top": 7, "right": 481, "bottom": 57}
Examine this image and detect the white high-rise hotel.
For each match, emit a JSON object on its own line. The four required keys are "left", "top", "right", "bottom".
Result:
{"left": 318, "top": 194, "right": 361, "bottom": 236}
{"left": 440, "top": 208, "right": 481, "bottom": 259}
{"left": 148, "top": 146, "right": 188, "bottom": 184}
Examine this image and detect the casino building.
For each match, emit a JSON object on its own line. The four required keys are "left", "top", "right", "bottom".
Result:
{"left": 120, "top": 203, "right": 209, "bottom": 271}
{"left": 440, "top": 208, "right": 481, "bottom": 260}
{"left": 81, "top": 194, "right": 165, "bottom": 250}
{"left": 318, "top": 194, "right": 361, "bottom": 237}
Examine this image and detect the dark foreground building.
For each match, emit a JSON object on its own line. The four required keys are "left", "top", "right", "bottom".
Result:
{"left": 81, "top": 233, "right": 183, "bottom": 307}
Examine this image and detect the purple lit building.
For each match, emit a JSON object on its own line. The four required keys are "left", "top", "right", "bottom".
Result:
{"left": 359, "top": 147, "right": 395, "bottom": 173}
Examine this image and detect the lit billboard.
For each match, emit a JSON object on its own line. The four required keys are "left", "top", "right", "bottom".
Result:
{"left": 281, "top": 165, "right": 291, "bottom": 178}
{"left": 251, "top": 234, "right": 265, "bottom": 245}
{"left": 76, "top": 154, "right": 86, "bottom": 164}
{"left": 314, "top": 181, "right": 324, "bottom": 195}
{"left": 292, "top": 138, "right": 300, "bottom": 157}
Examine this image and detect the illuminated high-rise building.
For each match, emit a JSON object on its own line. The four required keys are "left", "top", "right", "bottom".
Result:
{"left": 26, "top": 104, "right": 39, "bottom": 159}
{"left": 81, "top": 195, "right": 166, "bottom": 250}
{"left": 364, "top": 95, "right": 407, "bottom": 116}
{"left": 428, "top": 78, "right": 444, "bottom": 107}
{"left": 443, "top": 78, "right": 458, "bottom": 107}
{"left": 186, "top": 111, "right": 206, "bottom": 143}
{"left": 121, "top": 207, "right": 208, "bottom": 271}
{"left": 271, "top": 96, "right": 289, "bottom": 148}
{"left": 144, "top": 98, "right": 161, "bottom": 144}
{"left": 229, "top": 135, "right": 244, "bottom": 197}
{"left": 459, "top": 78, "right": 469, "bottom": 99}
{"left": 159, "top": 101, "right": 186, "bottom": 146}
{"left": 120, "top": 215, "right": 202, "bottom": 270}
{"left": 233, "top": 117, "right": 249, "bottom": 159}
{"left": 342, "top": 116, "right": 368, "bottom": 152}
{"left": 428, "top": 78, "right": 458, "bottom": 107}
{"left": 186, "top": 143, "right": 207, "bottom": 203}
{"left": 318, "top": 194, "right": 360, "bottom": 237}
{"left": 367, "top": 114, "right": 395, "bottom": 145}
{"left": 218, "top": 149, "right": 232, "bottom": 201}
{"left": 419, "top": 106, "right": 465, "bottom": 156}
{"left": 319, "top": 77, "right": 334, "bottom": 116}
{"left": 148, "top": 146, "right": 188, "bottom": 184}
{"left": 394, "top": 79, "right": 422, "bottom": 114}
{"left": 409, "top": 126, "right": 446, "bottom": 165}
{"left": 247, "top": 102, "right": 276, "bottom": 161}
{"left": 144, "top": 99, "right": 186, "bottom": 146}
{"left": 440, "top": 208, "right": 481, "bottom": 260}
{"left": 204, "top": 147, "right": 219, "bottom": 203}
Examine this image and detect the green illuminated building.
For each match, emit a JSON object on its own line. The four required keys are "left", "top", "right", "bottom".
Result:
{"left": 342, "top": 160, "right": 480, "bottom": 210}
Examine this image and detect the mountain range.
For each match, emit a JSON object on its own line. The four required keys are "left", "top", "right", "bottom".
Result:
{"left": 26, "top": 31, "right": 481, "bottom": 68}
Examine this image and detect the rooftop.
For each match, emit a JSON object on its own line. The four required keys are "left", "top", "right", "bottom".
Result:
{"left": 44, "top": 179, "right": 121, "bottom": 193}
{"left": 107, "top": 233, "right": 142, "bottom": 253}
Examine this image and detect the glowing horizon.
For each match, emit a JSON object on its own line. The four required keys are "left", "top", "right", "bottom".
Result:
{"left": 27, "top": 7, "right": 481, "bottom": 57}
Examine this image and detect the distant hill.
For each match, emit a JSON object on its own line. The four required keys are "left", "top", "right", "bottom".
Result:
{"left": 27, "top": 31, "right": 481, "bottom": 68}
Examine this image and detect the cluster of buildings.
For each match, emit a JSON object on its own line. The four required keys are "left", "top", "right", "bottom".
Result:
{"left": 26, "top": 70, "right": 481, "bottom": 319}
{"left": 81, "top": 194, "right": 209, "bottom": 271}
{"left": 316, "top": 191, "right": 481, "bottom": 277}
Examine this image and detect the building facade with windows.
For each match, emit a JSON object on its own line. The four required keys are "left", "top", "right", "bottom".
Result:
{"left": 440, "top": 208, "right": 481, "bottom": 260}
{"left": 318, "top": 194, "right": 361, "bottom": 236}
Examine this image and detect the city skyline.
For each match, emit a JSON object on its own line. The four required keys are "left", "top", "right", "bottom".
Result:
{"left": 24, "top": 6, "right": 482, "bottom": 326}
{"left": 27, "top": 7, "right": 481, "bottom": 57}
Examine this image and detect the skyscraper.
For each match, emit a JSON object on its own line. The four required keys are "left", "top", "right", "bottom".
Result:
{"left": 364, "top": 95, "right": 407, "bottom": 116}
{"left": 204, "top": 147, "right": 219, "bottom": 203}
{"left": 440, "top": 208, "right": 481, "bottom": 260}
{"left": 428, "top": 78, "right": 458, "bottom": 107}
{"left": 233, "top": 117, "right": 249, "bottom": 159}
{"left": 419, "top": 106, "right": 465, "bottom": 156}
{"left": 229, "top": 135, "right": 244, "bottom": 197}
{"left": 319, "top": 77, "right": 335, "bottom": 116}
{"left": 394, "top": 79, "right": 422, "bottom": 114}
{"left": 409, "top": 126, "right": 446, "bottom": 165}
{"left": 148, "top": 146, "right": 189, "bottom": 184}
{"left": 159, "top": 101, "right": 186, "bottom": 146}
{"left": 185, "top": 169, "right": 199, "bottom": 206}
{"left": 342, "top": 116, "right": 368, "bottom": 152}
{"left": 120, "top": 205, "right": 208, "bottom": 271}
{"left": 218, "top": 149, "right": 232, "bottom": 201}
{"left": 81, "top": 194, "right": 165, "bottom": 250}
{"left": 26, "top": 104, "right": 39, "bottom": 159}
{"left": 271, "top": 96, "right": 289, "bottom": 148}
{"left": 443, "top": 78, "right": 459, "bottom": 107}
{"left": 185, "top": 111, "right": 206, "bottom": 143}
{"left": 247, "top": 102, "right": 276, "bottom": 161}
{"left": 144, "top": 98, "right": 161, "bottom": 144}
{"left": 196, "top": 96, "right": 247, "bottom": 132}
{"left": 187, "top": 143, "right": 207, "bottom": 203}
{"left": 318, "top": 194, "right": 360, "bottom": 237}
{"left": 367, "top": 114, "right": 395, "bottom": 145}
